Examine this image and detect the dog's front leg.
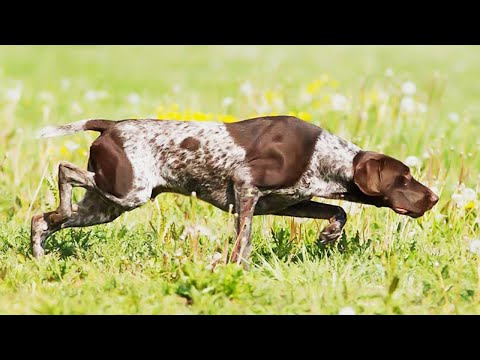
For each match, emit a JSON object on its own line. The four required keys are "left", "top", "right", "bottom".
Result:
{"left": 230, "top": 184, "right": 260, "bottom": 267}
{"left": 273, "top": 201, "right": 347, "bottom": 244}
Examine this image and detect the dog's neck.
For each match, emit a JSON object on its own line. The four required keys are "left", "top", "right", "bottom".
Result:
{"left": 301, "top": 129, "right": 362, "bottom": 198}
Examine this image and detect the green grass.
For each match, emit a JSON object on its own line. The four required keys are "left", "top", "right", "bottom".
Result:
{"left": 0, "top": 45, "right": 479, "bottom": 314}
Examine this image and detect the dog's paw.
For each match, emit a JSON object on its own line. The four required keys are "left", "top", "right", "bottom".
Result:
{"left": 319, "top": 220, "right": 343, "bottom": 245}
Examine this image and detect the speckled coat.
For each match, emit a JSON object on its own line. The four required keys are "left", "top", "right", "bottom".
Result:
{"left": 30, "top": 116, "right": 438, "bottom": 263}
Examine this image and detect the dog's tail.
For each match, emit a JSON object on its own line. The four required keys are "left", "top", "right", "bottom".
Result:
{"left": 37, "top": 119, "right": 116, "bottom": 139}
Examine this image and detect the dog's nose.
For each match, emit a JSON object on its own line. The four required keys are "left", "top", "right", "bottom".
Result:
{"left": 430, "top": 193, "right": 439, "bottom": 205}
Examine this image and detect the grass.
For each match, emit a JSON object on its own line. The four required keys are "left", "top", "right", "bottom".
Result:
{"left": 0, "top": 45, "right": 479, "bottom": 314}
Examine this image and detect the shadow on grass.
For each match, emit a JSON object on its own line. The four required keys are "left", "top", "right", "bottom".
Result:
{"left": 252, "top": 227, "right": 373, "bottom": 265}
{"left": 43, "top": 229, "right": 96, "bottom": 259}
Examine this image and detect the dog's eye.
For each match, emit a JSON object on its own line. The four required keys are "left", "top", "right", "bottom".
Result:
{"left": 397, "top": 177, "right": 409, "bottom": 186}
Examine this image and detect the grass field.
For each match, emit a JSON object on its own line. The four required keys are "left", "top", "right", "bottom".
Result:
{"left": 0, "top": 45, "right": 479, "bottom": 314}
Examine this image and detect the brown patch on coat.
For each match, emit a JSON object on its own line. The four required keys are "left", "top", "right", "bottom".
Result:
{"left": 88, "top": 128, "right": 133, "bottom": 198}
{"left": 226, "top": 116, "right": 322, "bottom": 189}
{"left": 180, "top": 137, "right": 200, "bottom": 151}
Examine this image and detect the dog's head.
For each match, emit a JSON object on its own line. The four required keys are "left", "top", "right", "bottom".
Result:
{"left": 353, "top": 151, "right": 439, "bottom": 218}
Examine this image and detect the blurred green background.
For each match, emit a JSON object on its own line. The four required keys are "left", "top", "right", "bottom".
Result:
{"left": 0, "top": 46, "right": 479, "bottom": 314}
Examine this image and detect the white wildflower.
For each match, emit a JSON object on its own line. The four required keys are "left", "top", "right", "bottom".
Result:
{"left": 64, "top": 140, "right": 79, "bottom": 152}
{"left": 172, "top": 84, "right": 182, "bottom": 94}
{"left": 205, "top": 252, "right": 223, "bottom": 271}
{"left": 407, "top": 228, "right": 417, "bottom": 237}
{"left": 400, "top": 97, "right": 415, "bottom": 114}
{"left": 61, "top": 78, "right": 71, "bottom": 91}
{"left": 417, "top": 103, "right": 428, "bottom": 113}
{"left": 385, "top": 68, "right": 394, "bottom": 77}
{"left": 240, "top": 81, "right": 254, "bottom": 96}
{"left": 405, "top": 156, "right": 422, "bottom": 168}
{"left": 84, "top": 90, "right": 108, "bottom": 102}
{"left": 402, "top": 81, "right": 417, "bottom": 96}
{"left": 84, "top": 90, "right": 97, "bottom": 102}
{"left": 42, "top": 105, "right": 50, "bottom": 121}
{"left": 38, "top": 91, "right": 55, "bottom": 103}
{"left": 448, "top": 112, "right": 460, "bottom": 123}
{"left": 127, "top": 92, "right": 141, "bottom": 105}
{"left": 422, "top": 151, "right": 431, "bottom": 159}
{"left": 180, "top": 224, "right": 216, "bottom": 242}
{"left": 451, "top": 185, "right": 477, "bottom": 209}
{"left": 5, "top": 83, "right": 23, "bottom": 102}
{"left": 378, "top": 91, "right": 389, "bottom": 102}
{"left": 468, "top": 239, "right": 480, "bottom": 255}
{"left": 272, "top": 97, "right": 285, "bottom": 110}
{"left": 222, "top": 97, "right": 234, "bottom": 107}
{"left": 331, "top": 94, "right": 348, "bottom": 111}
{"left": 174, "top": 248, "right": 184, "bottom": 257}
{"left": 300, "top": 91, "right": 313, "bottom": 103}
{"left": 212, "top": 252, "right": 223, "bottom": 262}
{"left": 255, "top": 103, "right": 271, "bottom": 114}
{"left": 338, "top": 307, "right": 356, "bottom": 315}
{"left": 378, "top": 104, "right": 388, "bottom": 118}
{"left": 72, "top": 101, "right": 83, "bottom": 115}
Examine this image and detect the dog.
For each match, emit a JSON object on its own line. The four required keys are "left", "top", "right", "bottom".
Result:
{"left": 31, "top": 116, "right": 439, "bottom": 264}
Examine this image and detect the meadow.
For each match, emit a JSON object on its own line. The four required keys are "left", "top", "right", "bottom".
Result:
{"left": 0, "top": 45, "right": 479, "bottom": 314}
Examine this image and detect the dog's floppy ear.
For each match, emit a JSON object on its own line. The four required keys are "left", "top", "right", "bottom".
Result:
{"left": 353, "top": 151, "right": 383, "bottom": 196}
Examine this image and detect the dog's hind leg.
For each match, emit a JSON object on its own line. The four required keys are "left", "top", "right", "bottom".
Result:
{"left": 30, "top": 191, "right": 124, "bottom": 258}
{"left": 49, "top": 160, "right": 147, "bottom": 218}
{"left": 272, "top": 201, "right": 347, "bottom": 244}
{"left": 48, "top": 161, "right": 98, "bottom": 224}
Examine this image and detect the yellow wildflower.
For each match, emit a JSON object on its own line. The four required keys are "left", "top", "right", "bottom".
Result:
{"left": 193, "top": 112, "right": 207, "bottom": 121}
{"left": 169, "top": 103, "right": 180, "bottom": 112}
{"left": 156, "top": 105, "right": 165, "bottom": 119}
{"left": 60, "top": 146, "right": 69, "bottom": 157}
{"left": 297, "top": 111, "right": 312, "bottom": 121}
{"left": 465, "top": 201, "right": 475, "bottom": 210}
{"left": 306, "top": 79, "right": 323, "bottom": 95}
{"left": 183, "top": 109, "right": 193, "bottom": 120}
{"left": 217, "top": 114, "right": 238, "bottom": 123}
{"left": 366, "top": 89, "right": 379, "bottom": 104}
{"left": 165, "top": 111, "right": 179, "bottom": 120}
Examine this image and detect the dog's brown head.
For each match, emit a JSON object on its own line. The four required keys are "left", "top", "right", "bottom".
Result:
{"left": 353, "top": 151, "right": 439, "bottom": 218}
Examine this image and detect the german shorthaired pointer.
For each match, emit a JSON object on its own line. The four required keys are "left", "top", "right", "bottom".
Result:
{"left": 31, "top": 116, "right": 439, "bottom": 264}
